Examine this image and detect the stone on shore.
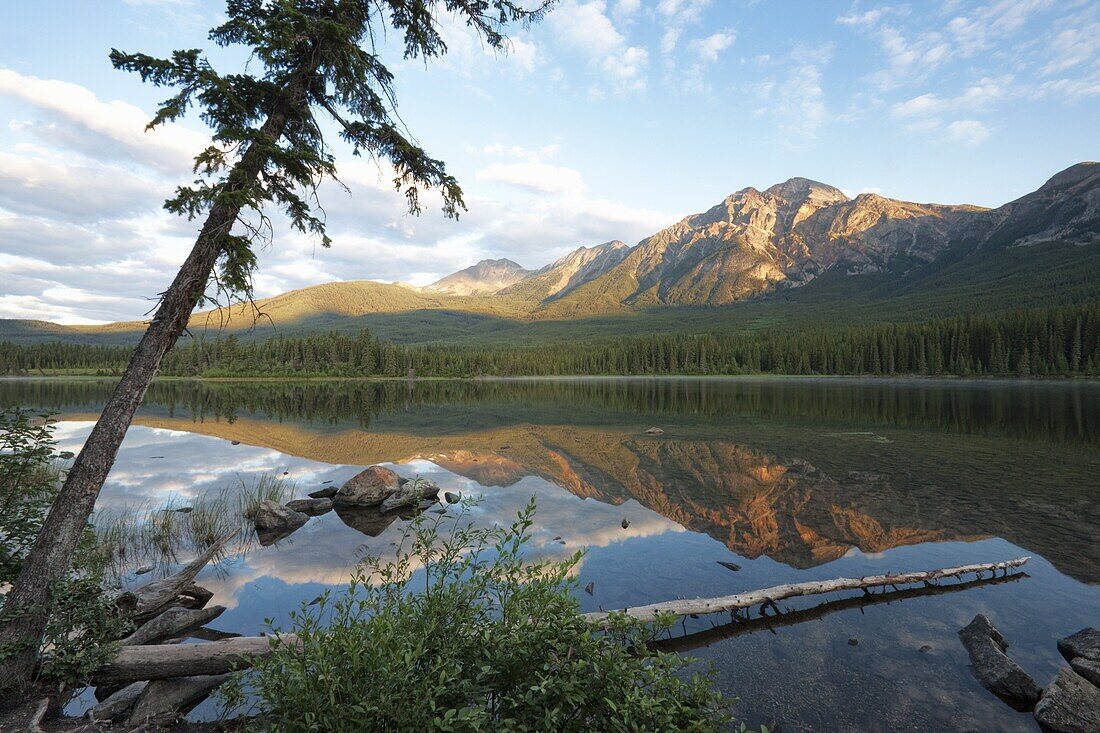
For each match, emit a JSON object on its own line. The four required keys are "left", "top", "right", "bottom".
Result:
{"left": 1033, "top": 668, "right": 1100, "bottom": 733}
{"left": 645, "top": 426, "right": 664, "bottom": 436}
{"left": 380, "top": 477, "right": 440, "bottom": 513}
{"left": 1058, "top": 628, "right": 1100, "bottom": 663}
{"left": 958, "top": 614, "right": 1041, "bottom": 711}
{"left": 286, "top": 497, "right": 334, "bottom": 516}
{"left": 334, "top": 466, "right": 400, "bottom": 507}
{"left": 308, "top": 487, "right": 338, "bottom": 499}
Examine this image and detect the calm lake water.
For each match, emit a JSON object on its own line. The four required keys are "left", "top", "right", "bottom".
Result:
{"left": 4, "top": 377, "right": 1099, "bottom": 732}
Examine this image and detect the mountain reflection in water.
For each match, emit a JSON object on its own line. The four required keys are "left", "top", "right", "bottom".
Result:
{"left": 5, "top": 376, "right": 1099, "bottom": 732}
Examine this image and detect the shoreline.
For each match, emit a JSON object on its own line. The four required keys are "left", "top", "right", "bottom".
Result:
{"left": 2, "top": 373, "right": 1098, "bottom": 385}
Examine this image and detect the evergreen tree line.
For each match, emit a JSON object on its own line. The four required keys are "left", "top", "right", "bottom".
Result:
{"left": 2, "top": 303, "right": 1099, "bottom": 378}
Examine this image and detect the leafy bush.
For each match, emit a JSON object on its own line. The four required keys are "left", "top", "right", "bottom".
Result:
{"left": 0, "top": 408, "right": 127, "bottom": 686}
{"left": 225, "top": 500, "right": 729, "bottom": 732}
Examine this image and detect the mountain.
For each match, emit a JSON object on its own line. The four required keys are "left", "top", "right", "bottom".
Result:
{"left": 497, "top": 241, "right": 631, "bottom": 303}
{"left": 540, "top": 178, "right": 987, "bottom": 315}
{"left": 2, "top": 162, "right": 1097, "bottom": 346}
{"left": 422, "top": 258, "right": 530, "bottom": 295}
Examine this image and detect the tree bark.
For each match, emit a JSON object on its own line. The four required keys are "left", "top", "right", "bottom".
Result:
{"left": 0, "top": 70, "right": 313, "bottom": 694}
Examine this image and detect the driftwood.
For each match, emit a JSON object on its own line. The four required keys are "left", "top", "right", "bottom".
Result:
{"left": 91, "top": 558, "right": 1029, "bottom": 690}
{"left": 124, "top": 530, "right": 239, "bottom": 622}
{"left": 190, "top": 626, "right": 243, "bottom": 642}
{"left": 121, "top": 605, "right": 227, "bottom": 646}
{"left": 93, "top": 634, "right": 299, "bottom": 686}
{"left": 655, "top": 571, "right": 1025, "bottom": 654}
{"left": 127, "top": 674, "right": 231, "bottom": 725}
{"left": 584, "top": 557, "right": 1030, "bottom": 625}
{"left": 88, "top": 682, "right": 147, "bottom": 722}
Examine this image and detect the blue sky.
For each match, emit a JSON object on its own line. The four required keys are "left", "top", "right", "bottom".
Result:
{"left": 1, "top": 0, "right": 1097, "bottom": 323}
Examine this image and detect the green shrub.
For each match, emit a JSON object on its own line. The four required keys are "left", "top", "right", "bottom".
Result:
{"left": 0, "top": 408, "right": 127, "bottom": 686}
{"left": 224, "top": 500, "right": 730, "bottom": 732}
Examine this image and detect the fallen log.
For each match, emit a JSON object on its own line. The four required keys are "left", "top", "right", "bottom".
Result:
{"left": 93, "top": 634, "right": 300, "bottom": 686}
{"left": 127, "top": 674, "right": 231, "bottom": 725}
{"left": 584, "top": 557, "right": 1030, "bottom": 626}
{"left": 91, "top": 558, "right": 1030, "bottom": 684}
{"left": 121, "top": 606, "right": 227, "bottom": 646}
{"left": 88, "top": 682, "right": 147, "bottom": 722}
{"left": 655, "top": 571, "right": 1025, "bottom": 654}
{"left": 123, "top": 529, "right": 239, "bottom": 622}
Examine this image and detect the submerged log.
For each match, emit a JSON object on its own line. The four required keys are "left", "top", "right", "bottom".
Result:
{"left": 584, "top": 557, "right": 1030, "bottom": 625}
{"left": 93, "top": 634, "right": 300, "bottom": 685}
{"left": 125, "top": 529, "right": 239, "bottom": 621}
{"left": 121, "top": 606, "right": 227, "bottom": 646}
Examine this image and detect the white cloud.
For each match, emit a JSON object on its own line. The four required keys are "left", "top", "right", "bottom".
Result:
{"left": 614, "top": 0, "right": 641, "bottom": 15}
{"left": 691, "top": 31, "right": 736, "bottom": 63}
{"left": 476, "top": 162, "right": 586, "bottom": 195}
{"left": 547, "top": 0, "right": 647, "bottom": 94}
{"left": 945, "top": 119, "right": 991, "bottom": 146}
{"left": 0, "top": 68, "right": 204, "bottom": 173}
{"left": 0, "top": 70, "right": 673, "bottom": 324}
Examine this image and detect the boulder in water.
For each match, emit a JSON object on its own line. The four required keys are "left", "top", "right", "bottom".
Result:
{"left": 1058, "top": 628, "right": 1100, "bottom": 664}
{"left": 253, "top": 500, "right": 308, "bottom": 545}
{"left": 308, "top": 487, "right": 338, "bottom": 499}
{"left": 1034, "top": 668, "right": 1100, "bottom": 733}
{"left": 380, "top": 477, "right": 440, "bottom": 513}
{"left": 286, "top": 498, "right": 333, "bottom": 516}
{"left": 334, "top": 466, "right": 400, "bottom": 507}
{"left": 958, "top": 614, "right": 1041, "bottom": 711}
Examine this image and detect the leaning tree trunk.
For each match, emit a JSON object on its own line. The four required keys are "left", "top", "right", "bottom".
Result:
{"left": 0, "top": 72, "right": 312, "bottom": 695}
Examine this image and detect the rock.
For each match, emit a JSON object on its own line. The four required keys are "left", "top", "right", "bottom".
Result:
{"left": 174, "top": 507, "right": 193, "bottom": 514}
{"left": 135, "top": 565, "right": 155, "bottom": 576}
{"left": 380, "top": 477, "right": 440, "bottom": 513}
{"left": 334, "top": 466, "right": 400, "bottom": 507}
{"left": 1034, "top": 668, "right": 1100, "bottom": 733}
{"left": 848, "top": 637, "right": 859, "bottom": 646}
{"left": 59, "top": 450, "right": 75, "bottom": 459}
{"left": 1058, "top": 628, "right": 1100, "bottom": 663}
{"left": 958, "top": 614, "right": 1041, "bottom": 711}
{"left": 717, "top": 561, "right": 742, "bottom": 573}
{"left": 252, "top": 500, "right": 308, "bottom": 545}
{"left": 1070, "top": 658, "right": 1100, "bottom": 688}
{"left": 645, "top": 427, "right": 664, "bottom": 436}
{"left": 444, "top": 491, "right": 460, "bottom": 504}
{"left": 231, "top": 440, "right": 240, "bottom": 445}
{"left": 286, "top": 497, "right": 333, "bottom": 516}
{"left": 919, "top": 645, "right": 933, "bottom": 653}
{"left": 308, "top": 487, "right": 338, "bottom": 499}
{"left": 584, "top": 582, "right": 594, "bottom": 595}
{"left": 621, "top": 518, "right": 630, "bottom": 529}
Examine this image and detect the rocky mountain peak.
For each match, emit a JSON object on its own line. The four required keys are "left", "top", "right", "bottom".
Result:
{"left": 422, "top": 258, "right": 530, "bottom": 296}
{"left": 765, "top": 177, "right": 849, "bottom": 206}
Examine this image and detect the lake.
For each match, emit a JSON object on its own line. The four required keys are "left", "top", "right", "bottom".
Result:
{"left": 3, "top": 376, "right": 1099, "bottom": 732}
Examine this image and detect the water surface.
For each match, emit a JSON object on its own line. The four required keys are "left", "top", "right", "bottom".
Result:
{"left": 4, "top": 377, "right": 1099, "bottom": 732}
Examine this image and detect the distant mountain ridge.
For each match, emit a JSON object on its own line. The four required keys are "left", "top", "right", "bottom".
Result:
{"left": 2, "top": 162, "right": 1097, "bottom": 346}
{"left": 422, "top": 258, "right": 530, "bottom": 295}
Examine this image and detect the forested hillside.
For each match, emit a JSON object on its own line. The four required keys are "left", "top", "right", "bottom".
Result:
{"left": 4, "top": 303, "right": 1097, "bottom": 379}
